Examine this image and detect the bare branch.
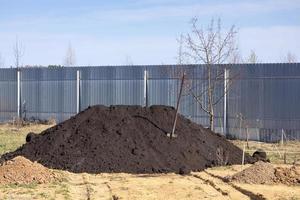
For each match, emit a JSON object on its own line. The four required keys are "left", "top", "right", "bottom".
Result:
{"left": 181, "top": 17, "right": 238, "bottom": 130}
{"left": 13, "top": 36, "right": 25, "bottom": 68}
{"left": 64, "top": 42, "right": 76, "bottom": 66}
{"left": 176, "top": 34, "right": 185, "bottom": 65}
{"left": 0, "top": 53, "right": 4, "bottom": 68}
{"left": 124, "top": 55, "right": 134, "bottom": 65}
{"left": 285, "top": 51, "right": 297, "bottom": 63}
{"left": 189, "top": 90, "right": 211, "bottom": 115}
{"left": 247, "top": 50, "right": 259, "bottom": 63}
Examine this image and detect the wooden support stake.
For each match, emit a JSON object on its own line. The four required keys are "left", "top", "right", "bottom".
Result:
{"left": 169, "top": 73, "right": 185, "bottom": 139}
{"left": 284, "top": 152, "right": 287, "bottom": 164}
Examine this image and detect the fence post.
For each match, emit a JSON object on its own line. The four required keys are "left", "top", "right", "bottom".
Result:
{"left": 246, "top": 127, "right": 249, "bottom": 149}
{"left": 242, "top": 143, "right": 245, "bottom": 166}
{"left": 223, "top": 68, "right": 229, "bottom": 135}
{"left": 17, "top": 69, "right": 21, "bottom": 118}
{"left": 144, "top": 70, "right": 148, "bottom": 107}
{"left": 281, "top": 129, "right": 284, "bottom": 146}
{"left": 76, "top": 70, "right": 80, "bottom": 113}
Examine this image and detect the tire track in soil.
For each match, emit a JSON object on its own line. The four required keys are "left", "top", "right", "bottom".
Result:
{"left": 191, "top": 174, "right": 229, "bottom": 196}
{"left": 185, "top": 175, "right": 230, "bottom": 199}
{"left": 203, "top": 171, "right": 266, "bottom": 200}
{"left": 82, "top": 175, "right": 92, "bottom": 200}
{"left": 67, "top": 174, "right": 91, "bottom": 200}
{"left": 104, "top": 181, "right": 120, "bottom": 200}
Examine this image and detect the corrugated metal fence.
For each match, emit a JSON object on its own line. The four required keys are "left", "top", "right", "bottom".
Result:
{"left": 0, "top": 63, "right": 300, "bottom": 142}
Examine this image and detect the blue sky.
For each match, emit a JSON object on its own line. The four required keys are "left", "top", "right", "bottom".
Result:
{"left": 0, "top": 0, "right": 299, "bottom": 67}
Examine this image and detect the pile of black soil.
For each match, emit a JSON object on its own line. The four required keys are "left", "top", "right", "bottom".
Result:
{"left": 1, "top": 105, "right": 253, "bottom": 174}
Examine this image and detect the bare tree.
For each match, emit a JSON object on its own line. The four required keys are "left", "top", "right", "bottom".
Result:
{"left": 229, "top": 50, "right": 243, "bottom": 64}
{"left": 247, "top": 50, "right": 259, "bottom": 63}
{"left": 64, "top": 42, "right": 76, "bottom": 66}
{"left": 0, "top": 52, "right": 4, "bottom": 68}
{"left": 124, "top": 55, "right": 134, "bottom": 65}
{"left": 176, "top": 34, "right": 187, "bottom": 65}
{"left": 13, "top": 37, "right": 25, "bottom": 68}
{"left": 183, "top": 17, "right": 238, "bottom": 130}
{"left": 285, "top": 52, "right": 297, "bottom": 63}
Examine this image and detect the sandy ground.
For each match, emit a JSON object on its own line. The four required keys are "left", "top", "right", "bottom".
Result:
{"left": 0, "top": 165, "right": 299, "bottom": 200}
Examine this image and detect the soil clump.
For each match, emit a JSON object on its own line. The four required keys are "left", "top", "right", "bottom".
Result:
{"left": 0, "top": 156, "right": 56, "bottom": 184}
{"left": 228, "top": 161, "right": 300, "bottom": 185}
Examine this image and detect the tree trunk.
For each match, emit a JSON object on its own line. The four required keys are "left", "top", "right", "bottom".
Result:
{"left": 207, "top": 64, "right": 214, "bottom": 131}
{"left": 209, "top": 112, "right": 214, "bottom": 131}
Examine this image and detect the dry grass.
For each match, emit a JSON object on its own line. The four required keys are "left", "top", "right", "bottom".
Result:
{"left": 0, "top": 175, "right": 71, "bottom": 200}
{"left": 0, "top": 123, "right": 53, "bottom": 156}
{"left": 231, "top": 140, "right": 300, "bottom": 164}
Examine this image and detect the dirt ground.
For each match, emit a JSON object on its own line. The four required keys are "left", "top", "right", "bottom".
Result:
{"left": 0, "top": 165, "right": 299, "bottom": 200}
{"left": 0, "top": 124, "right": 300, "bottom": 200}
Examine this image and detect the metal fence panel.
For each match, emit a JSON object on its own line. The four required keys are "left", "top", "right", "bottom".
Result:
{"left": 0, "top": 63, "right": 300, "bottom": 142}
{"left": 227, "top": 63, "right": 300, "bottom": 140}
{"left": 0, "top": 68, "right": 17, "bottom": 121}
{"left": 21, "top": 68, "right": 77, "bottom": 122}
{"left": 80, "top": 66, "right": 145, "bottom": 110}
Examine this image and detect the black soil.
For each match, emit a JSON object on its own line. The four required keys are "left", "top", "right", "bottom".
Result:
{"left": 1, "top": 105, "right": 253, "bottom": 174}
